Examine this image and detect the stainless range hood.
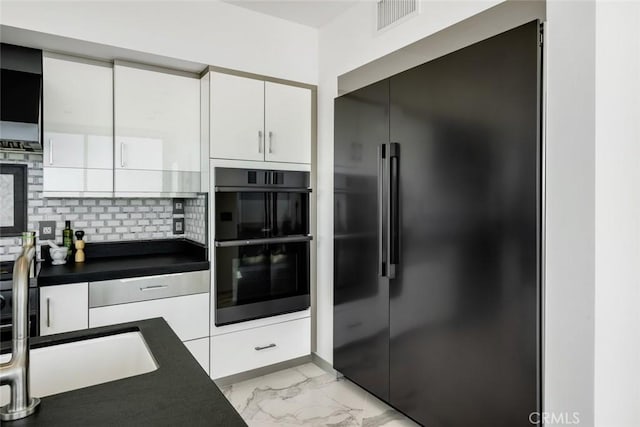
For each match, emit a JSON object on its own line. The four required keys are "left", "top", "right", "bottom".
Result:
{"left": 0, "top": 43, "right": 43, "bottom": 151}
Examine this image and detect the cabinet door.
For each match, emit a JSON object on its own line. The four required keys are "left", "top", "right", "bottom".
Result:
{"left": 333, "top": 80, "right": 390, "bottom": 401}
{"left": 42, "top": 55, "right": 113, "bottom": 194}
{"left": 89, "top": 293, "right": 209, "bottom": 341}
{"left": 387, "top": 22, "right": 541, "bottom": 426}
{"left": 265, "top": 82, "right": 311, "bottom": 164}
{"left": 40, "top": 283, "right": 89, "bottom": 336}
{"left": 114, "top": 64, "right": 200, "bottom": 193}
{"left": 210, "top": 72, "right": 265, "bottom": 161}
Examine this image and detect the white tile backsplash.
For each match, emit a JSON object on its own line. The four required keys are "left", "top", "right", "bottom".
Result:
{"left": 185, "top": 195, "right": 206, "bottom": 245}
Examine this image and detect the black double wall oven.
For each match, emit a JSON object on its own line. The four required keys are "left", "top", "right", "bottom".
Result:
{"left": 214, "top": 168, "right": 311, "bottom": 326}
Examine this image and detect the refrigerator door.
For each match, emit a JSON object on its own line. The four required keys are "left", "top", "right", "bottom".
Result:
{"left": 388, "top": 21, "right": 541, "bottom": 426}
{"left": 334, "top": 79, "right": 390, "bottom": 401}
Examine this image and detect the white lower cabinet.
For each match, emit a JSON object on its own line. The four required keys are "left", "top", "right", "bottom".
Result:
{"left": 210, "top": 317, "right": 310, "bottom": 379}
{"left": 184, "top": 337, "right": 210, "bottom": 374}
{"left": 89, "top": 293, "right": 209, "bottom": 341}
{"left": 40, "top": 283, "right": 89, "bottom": 336}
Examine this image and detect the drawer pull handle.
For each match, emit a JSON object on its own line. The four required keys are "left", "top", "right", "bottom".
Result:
{"left": 254, "top": 343, "right": 276, "bottom": 351}
{"left": 121, "top": 273, "right": 183, "bottom": 283}
{"left": 140, "top": 285, "right": 169, "bottom": 291}
{"left": 46, "top": 298, "right": 51, "bottom": 328}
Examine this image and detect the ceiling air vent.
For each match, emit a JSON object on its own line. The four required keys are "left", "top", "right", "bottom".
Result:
{"left": 376, "top": 0, "right": 418, "bottom": 31}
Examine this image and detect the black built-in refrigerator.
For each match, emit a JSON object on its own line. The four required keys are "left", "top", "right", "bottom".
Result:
{"left": 334, "top": 20, "right": 542, "bottom": 426}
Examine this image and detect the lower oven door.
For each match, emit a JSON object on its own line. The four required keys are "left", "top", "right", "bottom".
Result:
{"left": 214, "top": 236, "right": 310, "bottom": 326}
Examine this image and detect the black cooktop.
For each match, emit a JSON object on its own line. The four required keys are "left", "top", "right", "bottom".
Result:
{"left": 0, "top": 260, "right": 39, "bottom": 290}
{"left": 0, "top": 261, "right": 13, "bottom": 280}
{"left": 0, "top": 261, "right": 14, "bottom": 291}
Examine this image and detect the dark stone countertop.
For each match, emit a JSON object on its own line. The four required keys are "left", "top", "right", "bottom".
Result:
{"left": 3, "top": 318, "right": 246, "bottom": 427}
{"left": 38, "top": 239, "right": 209, "bottom": 286}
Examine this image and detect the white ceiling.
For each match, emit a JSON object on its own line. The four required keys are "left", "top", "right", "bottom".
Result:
{"left": 223, "top": 0, "right": 359, "bottom": 28}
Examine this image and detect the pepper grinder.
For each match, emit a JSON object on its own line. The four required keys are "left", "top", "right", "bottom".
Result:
{"left": 74, "top": 230, "right": 85, "bottom": 263}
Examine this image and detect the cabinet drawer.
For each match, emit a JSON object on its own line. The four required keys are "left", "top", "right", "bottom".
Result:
{"left": 210, "top": 317, "right": 310, "bottom": 379}
{"left": 89, "top": 293, "right": 209, "bottom": 341}
{"left": 89, "top": 270, "right": 208, "bottom": 308}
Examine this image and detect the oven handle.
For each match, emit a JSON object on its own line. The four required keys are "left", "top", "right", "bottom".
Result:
{"left": 215, "top": 235, "right": 313, "bottom": 248}
{"left": 0, "top": 319, "right": 39, "bottom": 332}
{"left": 214, "top": 186, "right": 312, "bottom": 193}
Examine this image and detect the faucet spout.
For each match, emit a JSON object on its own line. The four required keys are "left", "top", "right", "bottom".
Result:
{"left": 0, "top": 232, "right": 41, "bottom": 421}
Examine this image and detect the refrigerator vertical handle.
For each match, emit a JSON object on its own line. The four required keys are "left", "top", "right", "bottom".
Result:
{"left": 378, "top": 144, "right": 386, "bottom": 277}
{"left": 387, "top": 143, "right": 400, "bottom": 279}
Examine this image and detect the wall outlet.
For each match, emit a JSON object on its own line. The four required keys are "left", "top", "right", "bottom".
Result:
{"left": 39, "top": 221, "right": 56, "bottom": 241}
{"left": 172, "top": 198, "right": 185, "bottom": 214}
{"left": 173, "top": 218, "right": 184, "bottom": 235}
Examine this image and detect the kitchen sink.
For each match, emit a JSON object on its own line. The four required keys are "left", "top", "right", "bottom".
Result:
{"left": 1, "top": 331, "right": 158, "bottom": 405}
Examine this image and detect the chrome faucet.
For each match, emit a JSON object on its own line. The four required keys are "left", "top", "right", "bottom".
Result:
{"left": 0, "top": 232, "right": 41, "bottom": 421}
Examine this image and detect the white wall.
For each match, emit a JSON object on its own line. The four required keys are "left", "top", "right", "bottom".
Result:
{"left": 0, "top": 0, "right": 318, "bottom": 84}
{"left": 545, "top": 1, "right": 596, "bottom": 425}
{"left": 594, "top": 2, "right": 640, "bottom": 427}
{"left": 315, "top": 0, "right": 502, "bottom": 363}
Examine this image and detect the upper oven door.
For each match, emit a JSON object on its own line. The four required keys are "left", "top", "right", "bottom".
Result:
{"left": 216, "top": 191, "right": 269, "bottom": 240}
{"left": 214, "top": 168, "right": 310, "bottom": 241}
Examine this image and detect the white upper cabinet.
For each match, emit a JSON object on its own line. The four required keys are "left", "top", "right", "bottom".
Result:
{"left": 209, "top": 72, "right": 312, "bottom": 164}
{"left": 210, "top": 72, "right": 265, "bottom": 162}
{"left": 114, "top": 63, "right": 200, "bottom": 194}
{"left": 265, "top": 82, "right": 311, "bottom": 164}
{"left": 43, "top": 54, "right": 113, "bottom": 195}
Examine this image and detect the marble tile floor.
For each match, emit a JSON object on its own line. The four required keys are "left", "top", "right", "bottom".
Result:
{"left": 220, "top": 362, "right": 420, "bottom": 427}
